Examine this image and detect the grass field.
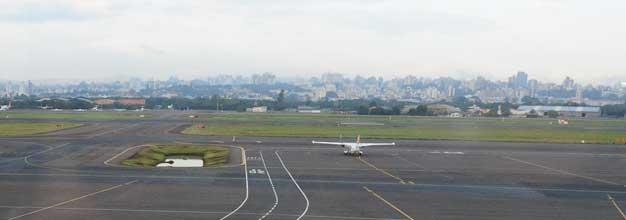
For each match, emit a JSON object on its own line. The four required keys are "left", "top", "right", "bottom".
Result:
{"left": 0, "top": 122, "right": 81, "bottom": 136}
{"left": 183, "top": 113, "right": 626, "bottom": 144}
{"left": 0, "top": 111, "right": 151, "bottom": 120}
{"left": 122, "top": 144, "right": 229, "bottom": 167}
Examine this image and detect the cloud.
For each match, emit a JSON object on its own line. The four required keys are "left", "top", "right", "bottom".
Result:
{"left": 0, "top": 0, "right": 624, "bottom": 83}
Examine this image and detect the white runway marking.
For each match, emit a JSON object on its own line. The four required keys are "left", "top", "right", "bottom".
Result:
{"left": 504, "top": 156, "right": 624, "bottom": 186}
{"left": 0, "top": 141, "right": 59, "bottom": 164}
{"left": 275, "top": 151, "right": 309, "bottom": 220}
{"left": 7, "top": 180, "right": 137, "bottom": 220}
{"left": 608, "top": 194, "right": 626, "bottom": 219}
{"left": 258, "top": 151, "right": 279, "bottom": 220}
{"left": 23, "top": 143, "right": 70, "bottom": 169}
{"left": 0, "top": 205, "right": 398, "bottom": 220}
{"left": 219, "top": 147, "right": 248, "bottom": 220}
{"left": 103, "top": 145, "right": 144, "bottom": 166}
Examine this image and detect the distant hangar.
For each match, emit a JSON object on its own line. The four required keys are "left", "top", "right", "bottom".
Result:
{"left": 517, "top": 105, "right": 601, "bottom": 118}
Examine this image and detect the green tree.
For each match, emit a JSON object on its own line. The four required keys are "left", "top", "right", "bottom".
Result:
{"left": 408, "top": 105, "right": 429, "bottom": 116}
{"left": 546, "top": 110, "right": 560, "bottom": 118}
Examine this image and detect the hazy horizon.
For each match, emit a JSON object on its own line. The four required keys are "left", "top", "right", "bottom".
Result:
{"left": 2, "top": 1, "right": 625, "bottom": 84}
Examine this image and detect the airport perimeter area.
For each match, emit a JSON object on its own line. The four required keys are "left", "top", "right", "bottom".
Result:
{"left": 2, "top": 111, "right": 626, "bottom": 219}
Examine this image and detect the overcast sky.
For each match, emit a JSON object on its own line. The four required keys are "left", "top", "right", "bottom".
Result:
{"left": 1, "top": 0, "right": 625, "bottom": 84}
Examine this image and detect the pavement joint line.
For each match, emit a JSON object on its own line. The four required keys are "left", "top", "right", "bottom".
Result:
{"left": 0, "top": 205, "right": 400, "bottom": 220}
{"left": 275, "top": 151, "right": 309, "bottom": 220}
{"left": 608, "top": 194, "right": 626, "bottom": 219}
{"left": 363, "top": 186, "right": 414, "bottom": 220}
{"left": 358, "top": 156, "right": 413, "bottom": 184}
{"left": 3, "top": 172, "right": 626, "bottom": 195}
{"left": 258, "top": 151, "right": 279, "bottom": 220}
{"left": 503, "top": 156, "right": 623, "bottom": 186}
{"left": 6, "top": 180, "right": 138, "bottom": 220}
{"left": 87, "top": 123, "right": 140, "bottom": 139}
{"left": 395, "top": 155, "right": 454, "bottom": 181}
{"left": 218, "top": 146, "right": 249, "bottom": 220}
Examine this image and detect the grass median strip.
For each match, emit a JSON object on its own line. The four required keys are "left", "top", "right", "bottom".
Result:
{"left": 0, "top": 122, "right": 81, "bottom": 136}
{"left": 183, "top": 123, "right": 626, "bottom": 144}
{"left": 121, "top": 144, "right": 229, "bottom": 167}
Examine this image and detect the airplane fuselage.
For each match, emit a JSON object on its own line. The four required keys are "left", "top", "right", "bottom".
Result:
{"left": 342, "top": 144, "right": 363, "bottom": 156}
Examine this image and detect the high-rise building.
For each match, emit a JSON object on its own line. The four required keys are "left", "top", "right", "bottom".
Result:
{"left": 528, "top": 79, "right": 538, "bottom": 98}
{"left": 508, "top": 71, "right": 528, "bottom": 88}
{"left": 515, "top": 71, "right": 528, "bottom": 88}
{"left": 575, "top": 85, "right": 583, "bottom": 103}
{"left": 562, "top": 76, "right": 575, "bottom": 90}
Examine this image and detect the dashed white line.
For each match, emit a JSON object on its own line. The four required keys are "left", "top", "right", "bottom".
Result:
{"left": 275, "top": 151, "right": 309, "bottom": 220}
{"left": 219, "top": 147, "right": 248, "bottom": 220}
{"left": 258, "top": 151, "right": 279, "bottom": 220}
{"left": 7, "top": 180, "right": 137, "bottom": 220}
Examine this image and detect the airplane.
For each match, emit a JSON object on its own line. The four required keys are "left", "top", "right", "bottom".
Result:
{"left": 91, "top": 105, "right": 100, "bottom": 111}
{"left": 0, "top": 100, "right": 11, "bottom": 111}
{"left": 312, "top": 135, "right": 395, "bottom": 156}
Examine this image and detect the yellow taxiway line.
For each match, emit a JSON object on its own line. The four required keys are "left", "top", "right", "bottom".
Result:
{"left": 357, "top": 157, "right": 413, "bottom": 184}
{"left": 363, "top": 186, "right": 414, "bottom": 220}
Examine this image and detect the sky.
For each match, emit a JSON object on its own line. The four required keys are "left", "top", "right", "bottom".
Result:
{"left": 1, "top": 0, "right": 625, "bottom": 84}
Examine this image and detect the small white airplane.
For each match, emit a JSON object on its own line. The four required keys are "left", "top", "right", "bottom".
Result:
{"left": 0, "top": 101, "right": 11, "bottom": 111}
{"left": 312, "top": 135, "right": 395, "bottom": 156}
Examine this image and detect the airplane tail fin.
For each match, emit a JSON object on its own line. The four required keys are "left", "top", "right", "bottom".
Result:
{"left": 356, "top": 135, "right": 361, "bottom": 144}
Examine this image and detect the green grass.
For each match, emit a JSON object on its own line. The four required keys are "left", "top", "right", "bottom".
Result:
{"left": 121, "top": 144, "right": 229, "bottom": 167}
{"left": 187, "top": 112, "right": 626, "bottom": 128}
{"left": 182, "top": 113, "right": 626, "bottom": 144}
{"left": 0, "top": 111, "right": 151, "bottom": 121}
{"left": 0, "top": 122, "right": 81, "bottom": 136}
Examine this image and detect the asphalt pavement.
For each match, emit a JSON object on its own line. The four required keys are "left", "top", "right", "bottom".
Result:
{"left": 1, "top": 115, "right": 626, "bottom": 219}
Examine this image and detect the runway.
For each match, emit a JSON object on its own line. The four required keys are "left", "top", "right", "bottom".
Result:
{"left": 1, "top": 117, "right": 626, "bottom": 219}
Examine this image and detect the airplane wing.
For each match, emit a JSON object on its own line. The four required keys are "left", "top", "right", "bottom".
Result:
{"left": 312, "top": 141, "right": 346, "bottom": 146}
{"left": 359, "top": 142, "right": 395, "bottom": 147}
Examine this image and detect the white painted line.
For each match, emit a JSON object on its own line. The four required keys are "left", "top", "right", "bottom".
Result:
{"left": 103, "top": 145, "right": 144, "bottom": 166}
{"left": 7, "top": 180, "right": 137, "bottom": 220}
{"left": 0, "top": 141, "right": 58, "bottom": 164}
{"left": 503, "top": 156, "right": 623, "bottom": 186}
{"left": 23, "top": 143, "right": 70, "bottom": 168}
{"left": 608, "top": 194, "right": 626, "bottom": 219}
{"left": 219, "top": 147, "right": 248, "bottom": 220}
{"left": 258, "top": 151, "right": 279, "bottom": 220}
{"left": 275, "top": 151, "right": 309, "bottom": 220}
{"left": 0, "top": 205, "right": 398, "bottom": 220}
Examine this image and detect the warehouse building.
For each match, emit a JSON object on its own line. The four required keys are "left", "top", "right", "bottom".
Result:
{"left": 517, "top": 105, "right": 601, "bottom": 118}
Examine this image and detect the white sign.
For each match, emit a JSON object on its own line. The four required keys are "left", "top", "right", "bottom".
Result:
{"left": 248, "top": 169, "right": 266, "bottom": 175}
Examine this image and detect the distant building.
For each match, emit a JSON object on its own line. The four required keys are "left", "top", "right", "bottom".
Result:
{"left": 94, "top": 99, "right": 115, "bottom": 105}
{"left": 427, "top": 104, "right": 461, "bottom": 116}
{"left": 94, "top": 98, "right": 145, "bottom": 106}
{"left": 297, "top": 106, "right": 321, "bottom": 113}
{"left": 117, "top": 98, "right": 145, "bottom": 106}
{"left": 517, "top": 105, "right": 600, "bottom": 118}
{"left": 562, "top": 77, "right": 575, "bottom": 90}
{"left": 246, "top": 106, "right": 268, "bottom": 113}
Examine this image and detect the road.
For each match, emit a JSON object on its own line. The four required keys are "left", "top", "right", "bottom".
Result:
{"left": 1, "top": 114, "right": 626, "bottom": 219}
